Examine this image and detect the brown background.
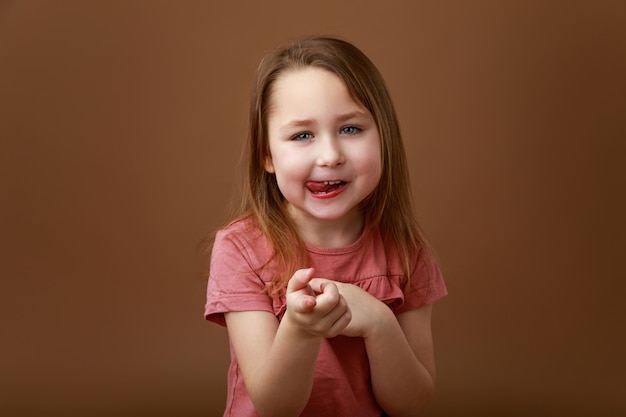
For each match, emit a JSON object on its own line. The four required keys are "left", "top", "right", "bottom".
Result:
{"left": 1, "top": 1, "right": 625, "bottom": 416}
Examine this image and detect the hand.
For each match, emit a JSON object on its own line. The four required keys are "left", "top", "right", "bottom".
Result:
{"left": 284, "top": 268, "right": 352, "bottom": 338}
{"left": 309, "top": 279, "right": 392, "bottom": 339}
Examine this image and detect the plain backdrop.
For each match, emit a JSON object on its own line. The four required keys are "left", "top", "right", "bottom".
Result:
{"left": 1, "top": 1, "right": 625, "bottom": 416}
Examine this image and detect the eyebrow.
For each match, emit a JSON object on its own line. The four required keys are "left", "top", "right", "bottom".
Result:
{"left": 279, "top": 111, "right": 370, "bottom": 132}
{"left": 281, "top": 119, "right": 315, "bottom": 130}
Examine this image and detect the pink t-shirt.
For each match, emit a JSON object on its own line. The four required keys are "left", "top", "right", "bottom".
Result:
{"left": 205, "top": 217, "right": 447, "bottom": 417}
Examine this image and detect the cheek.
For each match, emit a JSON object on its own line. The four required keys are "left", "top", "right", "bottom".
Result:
{"left": 276, "top": 166, "right": 306, "bottom": 186}
{"left": 272, "top": 156, "right": 309, "bottom": 186}
{"left": 369, "top": 163, "right": 383, "bottom": 190}
{"left": 355, "top": 146, "right": 382, "bottom": 175}
{"left": 272, "top": 148, "right": 308, "bottom": 175}
{"left": 357, "top": 150, "right": 383, "bottom": 191}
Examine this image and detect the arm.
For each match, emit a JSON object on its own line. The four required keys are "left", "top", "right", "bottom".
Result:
{"left": 224, "top": 268, "right": 351, "bottom": 417}
{"left": 309, "top": 279, "right": 436, "bottom": 417}
{"left": 365, "top": 305, "right": 436, "bottom": 417}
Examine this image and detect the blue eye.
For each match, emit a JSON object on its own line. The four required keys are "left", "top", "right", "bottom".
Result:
{"left": 341, "top": 126, "right": 361, "bottom": 135}
{"left": 293, "top": 132, "right": 313, "bottom": 141}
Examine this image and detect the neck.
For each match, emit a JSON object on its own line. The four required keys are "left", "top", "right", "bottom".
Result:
{"left": 289, "top": 208, "right": 364, "bottom": 248}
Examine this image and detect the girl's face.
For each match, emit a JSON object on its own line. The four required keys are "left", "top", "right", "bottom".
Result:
{"left": 264, "top": 67, "right": 382, "bottom": 243}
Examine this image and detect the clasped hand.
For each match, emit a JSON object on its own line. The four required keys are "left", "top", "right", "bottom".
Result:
{"left": 285, "top": 268, "right": 389, "bottom": 339}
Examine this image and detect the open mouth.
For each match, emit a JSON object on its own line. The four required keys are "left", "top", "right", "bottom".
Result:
{"left": 305, "top": 180, "right": 347, "bottom": 195}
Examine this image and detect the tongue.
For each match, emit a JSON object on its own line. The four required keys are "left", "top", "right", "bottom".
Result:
{"left": 306, "top": 181, "right": 340, "bottom": 193}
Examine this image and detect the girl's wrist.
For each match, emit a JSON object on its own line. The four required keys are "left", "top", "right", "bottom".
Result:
{"left": 281, "top": 309, "right": 324, "bottom": 341}
{"left": 363, "top": 304, "right": 396, "bottom": 339}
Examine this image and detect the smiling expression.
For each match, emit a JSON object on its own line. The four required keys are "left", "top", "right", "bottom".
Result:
{"left": 264, "top": 67, "right": 382, "bottom": 243}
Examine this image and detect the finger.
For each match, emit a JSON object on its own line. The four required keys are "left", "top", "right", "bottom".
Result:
{"left": 323, "top": 299, "right": 352, "bottom": 337}
{"left": 315, "top": 281, "right": 340, "bottom": 309}
{"left": 293, "top": 294, "right": 317, "bottom": 313}
{"left": 330, "top": 306, "right": 352, "bottom": 335}
{"left": 308, "top": 278, "right": 326, "bottom": 294}
{"left": 286, "top": 268, "right": 315, "bottom": 294}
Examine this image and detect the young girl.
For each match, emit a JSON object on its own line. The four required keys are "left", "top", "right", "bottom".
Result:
{"left": 205, "top": 36, "right": 447, "bottom": 417}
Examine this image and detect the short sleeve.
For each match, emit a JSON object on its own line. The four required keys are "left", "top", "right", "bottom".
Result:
{"left": 395, "top": 247, "right": 447, "bottom": 315}
{"left": 204, "top": 229, "right": 275, "bottom": 326}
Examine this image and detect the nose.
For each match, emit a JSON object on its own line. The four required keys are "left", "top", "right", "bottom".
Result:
{"left": 316, "top": 135, "right": 344, "bottom": 167}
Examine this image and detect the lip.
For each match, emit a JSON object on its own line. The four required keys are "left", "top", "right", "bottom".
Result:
{"left": 305, "top": 180, "right": 348, "bottom": 199}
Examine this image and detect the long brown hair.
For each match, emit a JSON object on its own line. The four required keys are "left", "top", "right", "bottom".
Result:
{"left": 237, "top": 35, "right": 424, "bottom": 294}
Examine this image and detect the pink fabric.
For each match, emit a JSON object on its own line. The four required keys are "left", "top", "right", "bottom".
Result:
{"left": 205, "top": 217, "right": 447, "bottom": 417}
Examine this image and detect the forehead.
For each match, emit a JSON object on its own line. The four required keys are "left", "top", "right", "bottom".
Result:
{"left": 267, "top": 67, "right": 367, "bottom": 121}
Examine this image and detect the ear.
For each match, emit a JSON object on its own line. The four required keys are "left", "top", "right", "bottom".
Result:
{"left": 264, "top": 155, "right": 275, "bottom": 173}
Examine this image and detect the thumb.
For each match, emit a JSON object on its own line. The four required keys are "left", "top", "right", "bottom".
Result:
{"left": 308, "top": 278, "right": 329, "bottom": 294}
{"left": 286, "top": 268, "right": 315, "bottom": 295}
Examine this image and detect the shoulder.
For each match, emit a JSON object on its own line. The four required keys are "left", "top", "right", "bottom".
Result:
{"left": 211, "top": 215, "right": 275, "bottom": 275}
{"left": 406, "top": 244, "right": 448, "bottom": 308}
{"left": 376, "top": 229, "right": 437, "bottom": 275}
{"left": 215, "top": 216, "right": 267, "bottom": 253}
{"left": 206, "top": 217, "right": 278, "bottom": 325}
{"left": 377, "top": 228, "right": 448, "bottom": 308}
{"left": 216, "top": 215, "right": 262, "bottom": 242}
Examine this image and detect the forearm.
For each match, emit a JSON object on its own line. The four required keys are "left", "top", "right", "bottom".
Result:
{"left": 246, "top": 315, "right": 322, "bottom": 417}
{"left": 365, "top": 310, "right": 435, "bottom": 416}
{"left": 224, "top": 270, "right": 351, "bottom": 416}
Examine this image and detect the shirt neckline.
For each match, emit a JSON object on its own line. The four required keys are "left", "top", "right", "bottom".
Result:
{"left": 304, "top": 225, "right": 371, "bottom": 255}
